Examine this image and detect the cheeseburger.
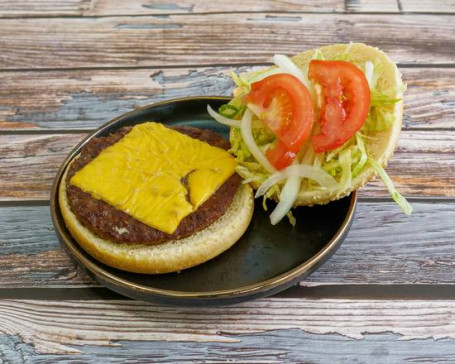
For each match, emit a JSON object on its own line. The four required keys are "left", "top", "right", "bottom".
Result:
{"left": 59, "top": 123, "right": 254, "bottom": 274}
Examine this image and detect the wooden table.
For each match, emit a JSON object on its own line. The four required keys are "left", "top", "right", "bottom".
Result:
{"left": 1, "top": 0, "right": 455, "bottom": 361}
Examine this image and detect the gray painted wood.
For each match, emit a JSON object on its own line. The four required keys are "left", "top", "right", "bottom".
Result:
{"left": 1, "top": 129, "right": 453, "bottom": 200}
{"left": 400, "top": 0, "right": 455, "bottom": 12}
{"left": 6, "top": 0, "right": 454, "bottom": 18}
{"left": 1, "top": 201, "right": 454, "bottom": 288}
{"left": 1, "top": 14, "right": 455, "bottom": 69}
{"left": 0, "top": 67, "right": 452, "bottom": 131}
{"left": 0, "top": 0, "right": 405, "bottom": 18}
{"left": 1, "top": 298, "right": 455, "bottom": 362}
{"left": 2, "top": 330, "right": 455, "bottom": 363}
{"left": 0, "top": 0, "right": 345, "bottom": 17}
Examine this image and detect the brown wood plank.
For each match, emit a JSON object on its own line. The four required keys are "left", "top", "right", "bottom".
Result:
{"left": 0, "top": 0, "right": 89, "bottom": 17}
{"left": 0, "top": 0, "right": 401, "bottom": 17}
{"left": 400, "top": 0, "right": 455, "bottom": 12}
{"left": 0, "top": 67, "right": 452, "bottom": 131}
{"left": 89, "top": 0, "right": 345, "bottom": 15}
{"left": 0, "top": 129, "right": 452, "bottom": 201}
{"left": 345, "top": 0, "right": 399, "bottom": 12}
{"left": 1, "top": 298, "right": 455, "bottom": 361}
{"left": 0, "top": 14, "right": 454, "bottom": 69}
{"left": 1, "top": 202, "right": 455, "bottom": 288}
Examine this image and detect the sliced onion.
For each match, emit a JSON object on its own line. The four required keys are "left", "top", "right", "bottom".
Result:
{"left": 269, "top": 174, "right": 301, "bottom": 225}
{"left": 241, "top": 109, "right": 276, "bottom": 174}
{"left": 255, "top": 164, "right": 338, "bottom": 198}
{"left": 207, "top": 105, "right": 241, "bottom": 128}
{"left": 273, "top": 54, "right": 311, "bottom": 89}
{"left": 365, "top": 61, "right": 374, "bottom": 89}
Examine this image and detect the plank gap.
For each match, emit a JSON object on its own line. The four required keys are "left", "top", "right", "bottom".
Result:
{"left": 5, "top": 284, "right": 455, "bottom": 301}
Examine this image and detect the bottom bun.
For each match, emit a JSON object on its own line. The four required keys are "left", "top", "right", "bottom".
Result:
{"left": 59, "top": 164, "right": 254, "bottom": 274}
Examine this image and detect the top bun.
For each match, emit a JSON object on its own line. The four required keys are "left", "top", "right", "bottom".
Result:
{"left": 242, "top": 43, "right": 404, "bottom": 206}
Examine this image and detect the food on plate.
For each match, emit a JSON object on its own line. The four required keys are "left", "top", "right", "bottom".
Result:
{"left": 59, "top": 122, "right": 254, "bottom": 274}
{"left": 208, "top": 42, "right": 411, "bottom": 225}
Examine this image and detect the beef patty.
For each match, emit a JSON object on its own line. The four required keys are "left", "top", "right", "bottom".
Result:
{"left": 66, "top": 125, "right": 241, "bottom": 245}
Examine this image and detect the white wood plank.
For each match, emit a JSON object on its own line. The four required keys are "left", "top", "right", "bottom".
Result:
{"left": 0, "top": 298, "right": 455, "bottom": 359}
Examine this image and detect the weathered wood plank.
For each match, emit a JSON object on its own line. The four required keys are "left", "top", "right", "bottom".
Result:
{"left": 0, "top": 133, "right": 84, "bottom": 200}
{"left": 400, "top": 0, "right": 455, "bottom": 12}
{"left": 0, "top": 129, "right": 452, "bottom": 200}
{"left": 0, "top": 67, "right": 452, "bottom": 131}
{"left": 1, "top": 298, "right": 455, "bottom": 361}
{"left": 1, "top": 201, "right": 455, "bottom": 288}
{"left": 89, "top": 0, "right": 345, "bottom": 15}
{"left": 0, "top": 14, "right": 454, "bottom": 69}
{"left": 0, "top": 206, "right": 93, "bottom": 287}
{"left": 345, "top": 0, "right": 399, "bottom": 12}
{"left": 0, "top": 0, "right": 89, "bottom": 17}
{"left": 7, "top": 0, "right": 453, "bottom": 18}
{"left": 0, "top": 0, "right": 402, "bottom": 17}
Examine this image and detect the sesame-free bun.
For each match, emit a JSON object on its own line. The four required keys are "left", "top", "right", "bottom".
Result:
{"left": 243, "top": 43, "right": 404, "bottom": 206}
{"left": 59, "top": 162, "right": 254, "bottom": 274}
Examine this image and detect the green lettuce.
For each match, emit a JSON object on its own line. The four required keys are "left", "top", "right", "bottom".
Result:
{"left": 214, "top": 50, "right": 412, "bottom": 220}
{"left": 369, "top": 158, "right": 413, "bottom": 215}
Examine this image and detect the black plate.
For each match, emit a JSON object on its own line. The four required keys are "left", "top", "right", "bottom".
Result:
{"left": 51, "top": 97, "right": 357, "bottom": 306}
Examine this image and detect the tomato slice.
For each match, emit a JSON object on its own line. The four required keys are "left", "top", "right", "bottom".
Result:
{"left": 245, "top": 74, "right": 314, "bottom": 169}
{"left": 266, "top": 141, "right": 297, "bottom": 171}
{"left": 308, "top": 60, "right": 370, "bottom": 153}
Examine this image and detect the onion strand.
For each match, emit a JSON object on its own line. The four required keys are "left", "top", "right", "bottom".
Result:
{"left": 240, "top": 109, "right": 276, "bottom": 174}
{"left": 207, "top": 105, "right": 241, "bottom": 128}
{"left": 256, "top": 164, "right": 338, "bottom": 198}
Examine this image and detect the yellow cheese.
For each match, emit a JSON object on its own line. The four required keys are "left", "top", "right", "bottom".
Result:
{"left": 70, "top": 122, "right": 237, "bottom": 234}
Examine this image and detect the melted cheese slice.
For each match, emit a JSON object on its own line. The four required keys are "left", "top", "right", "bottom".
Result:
{"left": 70, "top": 122, "right": 237, "bottom": 234}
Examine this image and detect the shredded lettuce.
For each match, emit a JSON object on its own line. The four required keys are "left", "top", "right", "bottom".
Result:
{"left": 209, "top": 48, "right": 412, "bottom": 225}
{"left": 364, "top": 108, "right": 396, "bottom": 132}
{"left": 338, "top": 148, "right": 352, "bottom": 192}
{"left": 369, "top": 158, "right": 413, "bottom": 215}
{"left": 286, "top": 210, "right": 296, "bottom": 227}
{"left": 312, "top": 49, "right": 325, "bottom": 60}
{"left": 362, "top": 60, "right": 406, "bottom": 132}
{"left": 230, "top": 71, "right": 251, "bottom": 93}
{"left": 352, "top": 133, "right": 368, "bottom": 177}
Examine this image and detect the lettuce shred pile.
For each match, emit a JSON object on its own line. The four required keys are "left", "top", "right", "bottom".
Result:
{"left": 214, "top": 46, "right": 412, "bottom": 218}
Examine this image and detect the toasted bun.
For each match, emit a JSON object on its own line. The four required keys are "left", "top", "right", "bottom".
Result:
{"left": 59, "top": 162, "right": 254, "bottom": 274}
{"left": 244, "top": 43, "right": 404, "bottom": 206}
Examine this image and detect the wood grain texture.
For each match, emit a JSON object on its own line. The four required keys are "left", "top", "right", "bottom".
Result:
{"left": 1, "top": 14, "right": 455, "bottom": 69}
{"left": 0, "top": 0, "right": 403, "bottom": 17}
{"left": 400, "top": 0, "right": 455, "bottom": 12}
{"left": 0, "top": 67, "right": 453, "bottom": 131}
{"left": 0, "top": 129, "right": 453, "bottom": 200}
{"left": 1, "top": 298, "right": 455, "bottom": 360}
{"left": 89, "top": 0, "right": 345, "bottom": 15}
{"left": 1, "top": 201, "right": 455, "bottom": 288}
{"left": 345, "top": 0, "right": 399, "bottom": 12}
{"left": 0, "top": 133, "right": 84, "bottom": 200}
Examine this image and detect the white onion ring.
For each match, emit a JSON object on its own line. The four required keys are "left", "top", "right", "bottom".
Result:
{"left": 240, "top": 109, "right": 276, "bottom": 174}
{"left": 269, "top": 174, "right": 301, "bottom": 225}
{"left": 273, "top": 54, "right": 311, "bottom": 89}
{"left": 255, "top": 164, "right": 338, "bottom": 198}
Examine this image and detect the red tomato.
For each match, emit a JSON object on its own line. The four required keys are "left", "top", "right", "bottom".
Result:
{"left": 266, "top": 141, "right": 297, "bottom": 171}
{"left": 246, "top": 74, "right": 314, "bottom": 169}
{"left": 308, "top": 60, "right": 370, "bottom": 153}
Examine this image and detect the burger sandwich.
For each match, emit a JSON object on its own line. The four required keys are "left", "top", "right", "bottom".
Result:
{"left": 59, "top": 123, "right": 254, "bottom": 274}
